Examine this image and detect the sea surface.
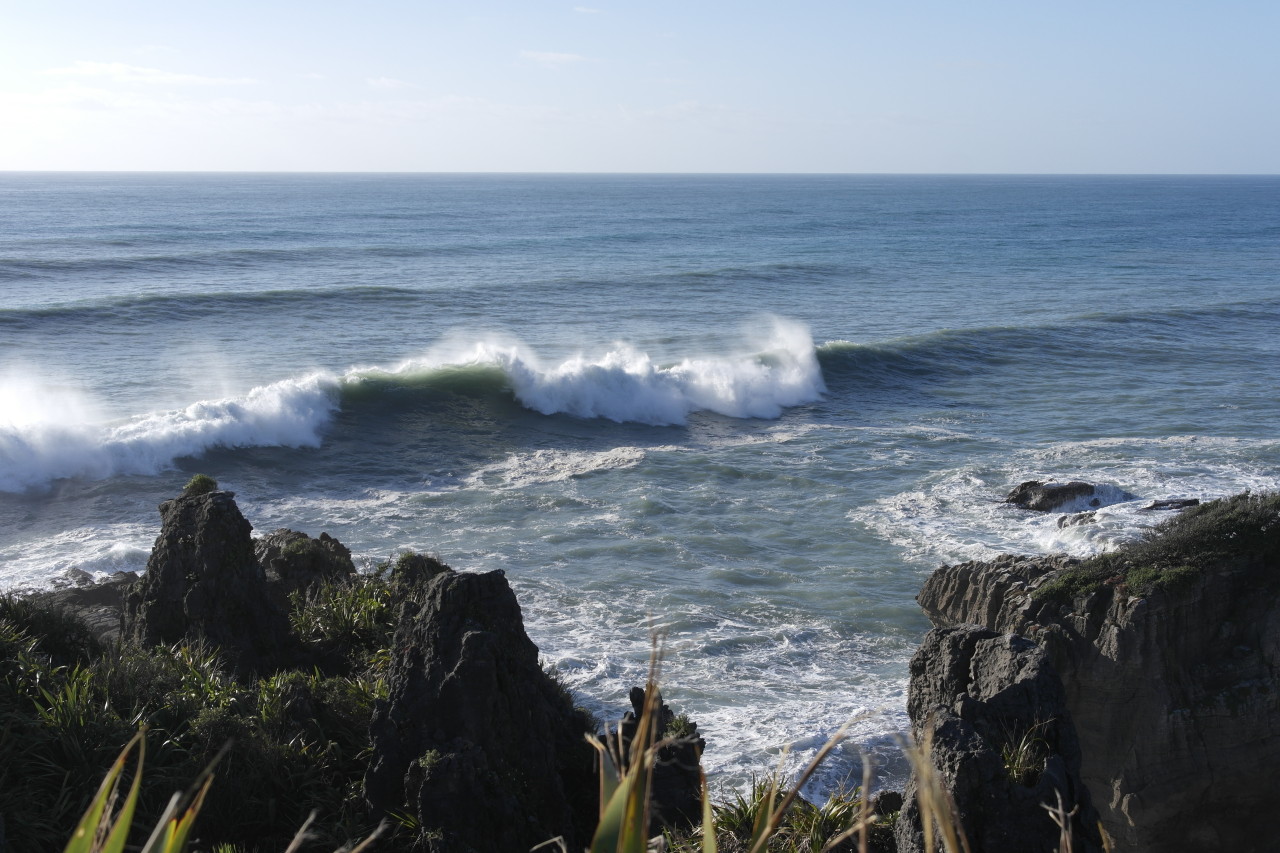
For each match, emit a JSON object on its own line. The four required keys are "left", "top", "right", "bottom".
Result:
{"left": 2, "top": 173, "right": 1278, "bottom": 795}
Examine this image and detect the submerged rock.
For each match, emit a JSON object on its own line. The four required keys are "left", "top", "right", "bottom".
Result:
{"left": 895, "top": 626, "right": 1101, "bottom": 853}
{"left": 1005, "top": 480, "right": 1133, "bottom": 512}
{"left": 1140, "top": 498, "right": 1200, "bottom": 511}
{"left": 1005, "top": 480, "right": 1096, "bottom": 512}
{"left": 122, "top": 489, "right": 293, "bottom": 675}
{"left": 365, "top": 566, "right": 597, "bottom": 853}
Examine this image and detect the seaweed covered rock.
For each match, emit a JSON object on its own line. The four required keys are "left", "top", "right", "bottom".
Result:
{"left": 896, "top": 625, "right": 1101, "bottom": 853}
{"left": 365, "top": 567, "right": 597, "bottom": 853}
{"left": 916, "top": 493, "right": 1280, "bottom": 851}
{"left": 123, "top": 489, "right": 293, "bottom": 675}
{"left": 255, "top": 528, "right": 356, "bottom": 610}
{"left": 614, "top": 685, "right": 706, "bottom": 832}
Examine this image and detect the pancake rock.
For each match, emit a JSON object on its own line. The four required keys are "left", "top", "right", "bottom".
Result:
{"left": 122, "top": 488, "right": 293, "bottom": 675}
{"left": 896, "top": 625, "right": 1101, "bottom": 853}
{"left": 255, "top": 527, "right": 357, "bottom": 610}
{"left": 365, "top": 566, "right": 597, "bottom": 853}
{"left": 916, "top": 495, "right": 1280, "bottom": 852}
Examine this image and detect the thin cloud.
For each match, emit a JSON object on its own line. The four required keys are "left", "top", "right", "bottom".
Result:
{"left": 520, "top": 50, "right": 588, "bottom": 67}
{"left": 43, "top": 61, "right": 254, "bottom": 86}
{"left": 367, "top": 76, "right": 414, "bottom": 89}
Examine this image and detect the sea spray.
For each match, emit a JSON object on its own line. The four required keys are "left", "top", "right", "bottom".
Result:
{"left": 0, "top": 372, "right": 340, "bottom": 492}
{"left": 0, "top": 321, "right": 826, "bottom": 491}
{"left": 391, "top": 317, "right": 826, "bottom": 425}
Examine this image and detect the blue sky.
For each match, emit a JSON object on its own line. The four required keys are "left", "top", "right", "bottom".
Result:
{"left": 2, "top": 1, "right": 1277, "bottom": 172}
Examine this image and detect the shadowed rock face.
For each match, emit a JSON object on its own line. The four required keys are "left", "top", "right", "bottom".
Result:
{"left": 365, "top": 567, "right": 597, "bottom": 853}
{"left": 1005, "top": 481, "right": 1101, "bottom": 512}
{"left": 614, "top": 686, "right": 705, "bottom": 833}
{"left": 916, "top": 540, "right": 1280, "bottom": 850}
{"left": 122, "top": 490, "right": 293, "bottom": 675}
{"left": 254, "top": 528, "right": 356, "bottom": 611}
{"left": 896, "top": 626, "right": 1101, "bottom": 853}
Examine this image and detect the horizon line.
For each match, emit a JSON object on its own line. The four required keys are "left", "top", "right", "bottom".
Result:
{"left": 2, "top": 169, "right": 1278, "bottom": 177}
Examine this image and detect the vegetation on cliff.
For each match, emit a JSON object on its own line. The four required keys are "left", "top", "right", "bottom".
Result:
{"left": 1033, "top": 492, "right": 1280, "bottom": 604}
{"left": 0, "top": 567, "right": 409, "bottom": 850}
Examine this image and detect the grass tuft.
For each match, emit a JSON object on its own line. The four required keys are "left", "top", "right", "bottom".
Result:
{"left": 182, "top": 474, "right": 218, "bottom": 496}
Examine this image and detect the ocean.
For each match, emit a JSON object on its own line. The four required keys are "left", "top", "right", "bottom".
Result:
{"left": 2, "top": 172, "right": 1277, "bottom": 795}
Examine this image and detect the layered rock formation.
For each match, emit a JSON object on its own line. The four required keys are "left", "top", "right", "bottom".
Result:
{"left": 254, "top": 527, "right": 356, "bottom": 610}
{"left": 365, "top": 566, "right": 598, "bottom": 853}
{"left": 895, "top": 625, "right": 1101, "bottom": 853}
{"left": 122, "top": 488, "right": 294, "bottom": 675}
{"left": 916, "top": 496, "right": 1280, "bottom": 852}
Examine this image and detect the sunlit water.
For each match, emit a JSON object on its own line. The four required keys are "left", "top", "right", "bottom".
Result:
{"left": 3, "top": 173, "right": 1278, "bottom": 795}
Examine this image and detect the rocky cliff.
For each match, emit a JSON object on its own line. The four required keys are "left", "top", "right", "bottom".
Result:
{"left": 896, "top": 625, "right": 1102, "bottom": 853}
{"left": 122, "top": 487, "right": 295, "bottom": 675}
{"left": 915, "top": 493, "right": 1280, "bottom": 852}
{"left": 365, "top": 566, "right": 598, "bottom": 853}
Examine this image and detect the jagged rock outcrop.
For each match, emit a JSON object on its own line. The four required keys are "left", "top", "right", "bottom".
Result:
{"left": 254, "top": 528, "right": 356, "bottom": 610}
{"left": 614, "top": 685, "right": 706, "bottom": 832}
{"left": 916, "top": 496, "right": 1280, "bottom": 852}
{"left": 365, "top": 567, "right": 597, "bottom": 853}
{"left": 896, "top": 626, "right": 1101, "bottom": 853}
{"left": 122, "top": 489, "right": 293, "bottom": 675}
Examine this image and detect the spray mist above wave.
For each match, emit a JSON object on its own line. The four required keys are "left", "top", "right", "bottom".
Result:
{"left": 0, "top": 371, "right": 340, "bottom": 492}
{"left": 382, "top": 317, "right": 826, "bottom": 426}
{"left": 0, "top": 319, "right": 825, "bottom": 491}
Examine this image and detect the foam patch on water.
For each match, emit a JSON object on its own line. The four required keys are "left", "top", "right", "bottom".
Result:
{"left": 517, "top": 577, "right": 916, "bottom": 798}
{"left": 0, "top": 524, "right": 154, "bottom": 589}
{"left": 465, "top": 447, "right": 649, "bottom": 489}
{"left": 852, "top": 434, "right": 1280, "bottom": 565}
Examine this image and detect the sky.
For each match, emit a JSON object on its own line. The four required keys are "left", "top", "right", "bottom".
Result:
{"left": 1, "top": 1, "right": 1277, "bottom": 173}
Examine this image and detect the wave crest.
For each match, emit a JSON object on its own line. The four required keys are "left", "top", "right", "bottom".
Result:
{"left": 0, "top": 319, "right": 825, "bottom": 491}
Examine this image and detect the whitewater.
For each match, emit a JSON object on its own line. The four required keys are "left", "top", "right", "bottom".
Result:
{"left": 2, "top": 173, "right": 1278, "bottom": 795}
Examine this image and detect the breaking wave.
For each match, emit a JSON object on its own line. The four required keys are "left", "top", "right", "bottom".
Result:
{"left": 0, "top": 318, "right": 825, "bottom": 491}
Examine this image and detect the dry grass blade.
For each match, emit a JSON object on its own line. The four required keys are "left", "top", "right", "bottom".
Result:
{"left": 900, "top": 726, "right": 971, "bottom": 853}
{"left": 747, "top": 710, "right": 874, "bottom": 853}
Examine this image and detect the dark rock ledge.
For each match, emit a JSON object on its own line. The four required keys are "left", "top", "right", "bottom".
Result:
{"left": 910, "top": 492, "right": 1280, "bottom": 853}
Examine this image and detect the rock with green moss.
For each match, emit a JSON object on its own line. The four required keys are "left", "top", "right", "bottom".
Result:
{"left": 255, "top": 527, "right": 356, "bottom": 610}
{"left": 915, "top": 493, "right": 1280, "bottom": 850}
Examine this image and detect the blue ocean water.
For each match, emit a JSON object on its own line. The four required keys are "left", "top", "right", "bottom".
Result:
{"left": 2, "top": 173, "right": 1278, "bottom": 793}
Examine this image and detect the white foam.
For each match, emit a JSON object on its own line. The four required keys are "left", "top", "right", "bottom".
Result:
{"left": 465, "top": 447, "right": 648, "bottom": 489}
{"left": 389, "top": 317, "right": 826, "bottom": 426}
{"left": 0, "top": 524, "right": 154, "bottom": 589}
{"left": 852, "top": 435, "right": 1280, "bottom": 565}
{"left": 0, "top": 372, "right": 340, "bottom": 492}
{"left": 1, "top": 320, "right": 825, "bottom": 490}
